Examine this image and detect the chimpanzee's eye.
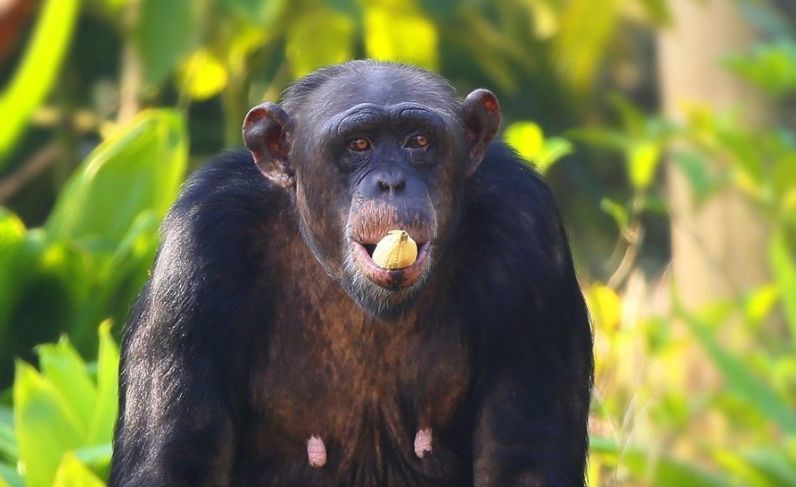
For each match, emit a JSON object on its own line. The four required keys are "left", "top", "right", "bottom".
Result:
{"left": 348, "top": 138, "right": 371, "bottom": 152}
{"left": 405, "top": 134, "right": 429, "bottom": 149}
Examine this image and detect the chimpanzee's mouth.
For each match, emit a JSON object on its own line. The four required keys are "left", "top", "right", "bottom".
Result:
{"left": 350, "top": 239, "right": 431, "bottom": 290}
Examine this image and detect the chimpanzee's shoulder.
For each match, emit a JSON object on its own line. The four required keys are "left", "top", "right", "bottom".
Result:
{"left": 466, "top": 142, "right": 561, "bottom": 228}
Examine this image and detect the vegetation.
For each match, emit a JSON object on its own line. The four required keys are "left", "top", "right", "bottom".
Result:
{"left": 0, "top": 0, "right": 794, "bottom": 485}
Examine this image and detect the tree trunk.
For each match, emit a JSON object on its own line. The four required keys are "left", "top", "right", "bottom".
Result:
{"left": 657, "top": 0, "right": 769, "bottom": 310}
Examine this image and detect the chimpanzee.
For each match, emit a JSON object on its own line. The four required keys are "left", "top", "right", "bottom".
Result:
{"left": 109, "top": 60, "right": 593, "bottom": 486}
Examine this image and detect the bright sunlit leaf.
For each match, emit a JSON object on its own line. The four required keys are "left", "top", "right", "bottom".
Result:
{"left": 587, "top": 284, "right": 622, "bottom": 333}
{"left": 13, "top": 361, "right": 83, "bottom": 487}
{"left": 52, "top": 452, "right": 104, "bottom": 487}
{"left": 45, "top": 110, "right": 188, "bottom": 248}
{"left": 628, "top": 140, "right": 661, "bottom": 190}
{"left": 505, "top": 122, "right": 572, "bottom": 172}
{"left": 365, "top": 3, "right": 438, "bottom": 70}
{"left": 177, "top": 50, "right": 230, "bottom": 101}
{"left": 505, "top": 122, "right": 544, "bottom": 162}
{"left": 0, "top": 0, "right": 80, "bottom": 167}
{"left": 87, "top": 321, "right": 119, "bottom": 444}
{"left": 37, "top": 338, "right": 97, "bottom": 432}
{"left": 554, "top": 0, "right": 621, "bottom": 91}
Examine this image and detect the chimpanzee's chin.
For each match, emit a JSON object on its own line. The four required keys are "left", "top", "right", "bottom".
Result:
{"left": 340, "top": 270, "right": 426, "bottom": 321}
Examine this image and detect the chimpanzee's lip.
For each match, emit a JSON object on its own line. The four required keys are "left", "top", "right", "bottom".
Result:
{"left": 350, "top": 239, "right": 431, "bottom": 290}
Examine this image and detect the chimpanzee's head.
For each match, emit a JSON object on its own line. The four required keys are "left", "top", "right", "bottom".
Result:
{"left": 243, "top": 61, "right": 500, "bottom": 318}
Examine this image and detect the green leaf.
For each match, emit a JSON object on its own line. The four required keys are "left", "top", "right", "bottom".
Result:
{"left": 586, "top": 283, "right": 621, "bottom": 333}
{"left": 724, "top": 40, "right": 796, "bottom": 98}
{"left": 286, "top": 10, "right": 354, "bottom": 78}
{"left": 177, "top": 50, "right": 229, "bottom": 101}
{"left": 45, "top": 110, "right": 188, "bottom": 248}
{"left": 134, "top": 0, "right": 199, "bottom": 88}
{"left": 672, "top": 150, "right": 722, "bottom": 204}
{"left": 636, "top": 0, "right": 671, "bottom": 24}
{"left": 677, "top": 305, "right": 796, "bottom": 435}
{"left": 741, "top": 447, "right": 796, "bottom": 487}
{"left": 37, "top": 337, "right": 98, "bottom": 432}
{"left": 0, "top": 210, "right": 32, "bottom": 345}
{"left": 73, "top": 443, "right": 113, "bottom": 478}
{"left": 0, "top": 0, "right": 80, "bottom": 166}
{"left": 0, "top": 406, "right": 16, "bottom": 463}
{"left": 567, "top": 127, "right": 628, "bottom": 152}
{"left": 0, "top": 462, "right": 23, "bottom": 487}
{"left": 537, "top": 137, "right": 574, "bottom": 171}
{"left": 52, "top": 452, "right": 105, "bottom": 487}
{"left": 505, "top": 122, "right": 544, "bottom": 163}
{"left": 504, "top": 122, "right": 573, "bottom": 173}
{"left": 13, "top": 361, "right": 83, "bottom": 487}
{"left": 600, "top": 198, "right": 629, "bottom": 233}
{"left": 364, "top": 3, "right": 439, "bottom": 70}
{"left": 87, "top": 321, "right": 119, "bottom": 445}
{"left": 590, "top": 436, "right": 729, "bottom": 487}
{"left": 628, "top": 140, "right": 661, "bottom": 190}
{"left": 771, "top": 230, "right": 796, "bottom": 339}
{"left": 554, "top": 0, "right": 621, "bottom": 91}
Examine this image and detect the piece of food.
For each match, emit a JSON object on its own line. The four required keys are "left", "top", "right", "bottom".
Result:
{"left": 371, "top": 230, "right": 418, "bottom": 269}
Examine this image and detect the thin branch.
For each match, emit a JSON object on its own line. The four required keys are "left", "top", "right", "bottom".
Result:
{"left": 0, "top": 142, "right": 59, "bottom": 202}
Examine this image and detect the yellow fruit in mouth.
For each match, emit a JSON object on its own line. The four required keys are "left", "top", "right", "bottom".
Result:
{"left": 371, "top": 230, "right": 418, "bottom": 270}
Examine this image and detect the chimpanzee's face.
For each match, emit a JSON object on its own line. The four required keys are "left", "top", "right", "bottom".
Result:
{"left": 292, "top": 98, "right": 462, "bottom": 317}
{"left": 242, "top": 67, "right": 500, "bottom": 319}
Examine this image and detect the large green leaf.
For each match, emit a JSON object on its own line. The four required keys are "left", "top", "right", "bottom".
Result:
{"left": 13, "top": 361, "right": 83, "bottom": 487}
{"left": 0, "top": 211, "right": 32, "bottom": 345}
{"left": 87, "top": 321, "right": 119, "bottom": 445}
{"left": 134, "top": 0, "right": 199, "bottom": 88}
{"left": 771, "top": 229, "right": 796, "bottom": 339}
{"left": 364, "top": 2, "right": 438, "bottom": 70}
{"left": 590, "top": 437, "right": 729, "bottom": 487}
{"left": 0, "top": 407, "right": 15, "bottom": 464}
{"left": 45, "top": 110, "right": 187, "bottom": 248}
{"left": 724, "top": 40, "right": 796, "bottom": 98}
{"left": 52, "top": 452, "right": 105, "bottom": 487}
{"left": 37, "top": 337, "right": 98, "bottom": 432}
{"left": 285, "top": 9, "right": 354, "bottom": 78}
{"left": 0, "top": 0, "right": 80, "bottom": 166}
{"left": 678, "top": 305, "right": 796, "bottom": 435}
{"left": 0, "top": 462, "right": 22, "bottom": 487}
{"left": 554, "top": 0, "right": 621, "bottom": 91}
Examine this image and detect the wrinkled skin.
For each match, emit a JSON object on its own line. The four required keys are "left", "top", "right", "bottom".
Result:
{"left": 109, "top": 61, "right": 593, "bottom": 487}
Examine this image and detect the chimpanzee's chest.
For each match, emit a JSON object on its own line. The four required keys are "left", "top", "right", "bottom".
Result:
{"left": 238, "top": 287, "right": 472, "bottom": 485}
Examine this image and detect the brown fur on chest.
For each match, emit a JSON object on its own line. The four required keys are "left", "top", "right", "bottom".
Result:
{"left": 246, "top": 239, "right": 471, "bottom": 471}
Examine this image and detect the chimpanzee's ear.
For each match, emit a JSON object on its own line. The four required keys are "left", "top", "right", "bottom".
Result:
{"left": 242, "top": 103, "right": 295, "bottom": 189}
{"left": 462, "top": 89, "right": 501, "bottom": 177}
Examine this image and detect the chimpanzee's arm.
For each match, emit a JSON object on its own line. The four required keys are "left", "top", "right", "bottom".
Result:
{"left": 471, "top": 312, "right": 591, "bottom": 487}
{"left": 109, "top": 282, "right": 237, "bottom": 486}
{"left": 109, "top": 153, "right": 272, "bottom": 486}
{"left": 463, "top": 149, "right": 593, "bottom": 486}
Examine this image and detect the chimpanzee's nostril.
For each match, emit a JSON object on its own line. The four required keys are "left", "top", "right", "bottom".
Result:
{"left": 377, "top": 177, "right": 405, "bottom": 194}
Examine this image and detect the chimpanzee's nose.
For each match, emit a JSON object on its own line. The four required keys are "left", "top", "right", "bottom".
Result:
{"left": 362, "top": 167, "right": 407, "bottom": 197}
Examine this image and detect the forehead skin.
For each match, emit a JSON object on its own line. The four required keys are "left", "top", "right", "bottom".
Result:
{"left": 282, "top": 62, "right": 463, "bottom": 133}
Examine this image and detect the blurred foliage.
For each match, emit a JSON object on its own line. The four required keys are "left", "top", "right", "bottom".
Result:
{"left": 0, "top": 0, "right": 795, "bottom": 485}
{"left": 1, "top": 322, "right": 117, "bottom": 487}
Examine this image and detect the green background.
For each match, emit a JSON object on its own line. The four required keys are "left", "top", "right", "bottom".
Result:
{"left": 0, "top": 0, "right": 795, "bottom": 485}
